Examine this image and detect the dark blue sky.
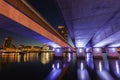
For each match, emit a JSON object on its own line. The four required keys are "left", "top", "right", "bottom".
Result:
{"left": 26, "top": 0, "right": 65, "bottom": 30}
{"left": 0, "top": 28, "right": 42, "bottom": 47}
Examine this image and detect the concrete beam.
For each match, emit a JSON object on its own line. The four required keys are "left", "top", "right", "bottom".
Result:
{"left": 92, "top": 22, "right": 120, "bottom": 47}
{"left": 0, "top": 0, "right": 69, "bottom": 48}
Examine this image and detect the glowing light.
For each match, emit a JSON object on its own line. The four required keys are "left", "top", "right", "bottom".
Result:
{"left": 56, "top": 48, "right": 60, "bottom": 53}
{"left": 77, "top": 69, "right": 90, "bottom": 80}
{"left": 46, "top": 53, "right": 49, "bottom": 59}
{"left": 109, "top": 43, "right": 120, "bottom": 47}
{"left": 96, "top": 48, "right": 100, "bottom": 52}
{"left": 81, "top": 72, "right": 85, "bottom": 79}
{"left": 52, "top": 48, "right": 55, "bottom": 51}
{"left": 115, "top": 60, "right": 119, "bottom": 74}
{"left": 57, "top": 62, "right": 60, "bottom": 69}
{"left": 80, "top": 62, "right": 84, "bottom": 70}
{"left": 79, "top": 48, "right": 83, "bottom": 53}
{"left": 86, "top": 48, "right": 89, "bottom": 52}
{"left": 47, "top": 42, "right": 61, "bottom": 48}
{"left": 68, "top": 48, "right": 71, "bottom": 51}
{"left": 76, "top": 41, "right": 85, "bottom": 47}
{"left": 45, "top": 69, "right": 61, "bottom": 80}
{"left": 86, "top": 53, "right": 90, "bottom": 58}
{"left": 99, "top": 61, "right": 102, "bottom": 72}
{"left": 112, "top": 48, "right": 116, "bottom": 52}
{"left": 52, "top": 64, "right": 55, "bottom": 69}
{"left": 68, "top": 53, "right": 71, "bottom": 62}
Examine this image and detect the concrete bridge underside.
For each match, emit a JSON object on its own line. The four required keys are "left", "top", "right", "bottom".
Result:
{"left": 57, "top": 0, "right": 120, "bottom": 48}
{"left": 0, "top": 0, "right": 70, "bottom": 48}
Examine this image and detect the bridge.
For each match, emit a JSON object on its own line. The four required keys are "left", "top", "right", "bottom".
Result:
{"left": 1, "top": 0, "right": 120, "bottom": 58}
{"left": 0, "top": 0, "right": 72, "bottom": 49}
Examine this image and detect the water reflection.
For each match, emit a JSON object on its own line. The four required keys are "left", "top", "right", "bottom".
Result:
{"left": 77, "top": 60, "right": 90, "bottom": 80}
{"left": 41, "top": 52, "right": 53, "bottom": 64}
{"left": 1, "top": 52, "right": 120, "bottom": 80}
{"left": 95, "top": 59, "right": 114, "bottom": 80}
{"left": 46, "top": 59, "right": 69, "bottom": 80}
{"left": 85, "top": 53, "right": 94, "bottom": 70}
{"left": 0, "top": 53, "right": 20, "bottom": 63}
{"left": 109, "top": 59, "right": 120, "bottom": 79}
{"left": 103, "top": 58, "right": 109, "bottom": 71}
{"left": 23, "top": 53, "right": 39, "bottom": 62}
{"left": 63, "top": 52, "right": 73, "bottom": 62}
{"left": 115, "top": 60, "right": 120, "bottom": 75}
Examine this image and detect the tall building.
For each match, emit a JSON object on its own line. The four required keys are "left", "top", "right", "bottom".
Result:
{"left": 3, "top": 37, "right": 13, "bottom": 49}
{"left": 58, "top": 26, "right": 68, "bottom": 41}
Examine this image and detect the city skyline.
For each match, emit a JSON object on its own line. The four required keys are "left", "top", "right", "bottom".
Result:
{"left": 0, "top": 28, "right": 43, "bottom": 47}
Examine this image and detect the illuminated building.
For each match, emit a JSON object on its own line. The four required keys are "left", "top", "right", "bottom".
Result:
{"left": 41, "top": 44, "right": 53, "bottom": 51}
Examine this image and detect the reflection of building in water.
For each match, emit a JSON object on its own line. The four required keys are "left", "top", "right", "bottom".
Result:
{"left": 41, "top": 53, "right": 53, "bottom": 64}
{"left": 1, "top": 53, "right": 20, "bottom": 63}
{"left": 23, "top": 53, "right": 39, "bottom": 62}
{"left": 0, "top": 53, "right": 40, "bottom": 63}
{"left": 58, "top": 26, "right": 68, "bottom": 41}
{"left": 3, "top": 37, "right": 13, "bottom": 49}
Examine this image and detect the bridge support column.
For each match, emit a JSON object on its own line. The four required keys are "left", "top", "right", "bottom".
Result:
{"left": 106, "top": 47, "right": 119, "bottom": 59}
{"left": 93, "top": 47, "right": 103, "bottom": 58}
{"left": 54, "top": 48, "right": 64, "bottom": 58}
{"left": 76, "top": 48, "right": 85, "bottom": 58}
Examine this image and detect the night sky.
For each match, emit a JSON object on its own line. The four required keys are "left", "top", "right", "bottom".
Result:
{"left": 26, "top": 0, "right": 65, "bottom": 29}
{"left": 0, "top": 28, "right": 43, "bottom": 47}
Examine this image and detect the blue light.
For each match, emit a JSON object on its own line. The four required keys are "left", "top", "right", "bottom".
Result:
{"left": 86, "top": 53, "right": 90, "bottom": 59}
{"left": 99, "top": 61, "right": 102, "bottom": 72}
{"left": 79, "top": 48, "right": 82, "bottom": 53}
{"left": 68, "top": 48, "right": 71, "bottom": 51}
{"left": 68, "top": 53, "right": 71, "bottom": 62}
{"left": 115, "top": 60, "right": 119, "bottom": 74}
{"left": 112, "top": 48, "right": 116, "bottom": 52}
{"left": 57, "top": 62, "right": 60, "bottom": 69}
{"left": 96, "top": 48, "right": 100, "bottom": 52}
{"left": 52, "top": 64, "right": 55, "bottom": 69}
{"left": 80, "top": 62, "right": 84, "bottom": 70}
{"left": 47, "top": 42, "right": 61, "bottom": 48}
{"left": 56, "top": 48, "right": 60, "bottom": 53}
{"left": 52, "top": 48, "right": 55, "bottom": 51}
{"left": 86, "top": 48, "right": 89, "bottom": 52}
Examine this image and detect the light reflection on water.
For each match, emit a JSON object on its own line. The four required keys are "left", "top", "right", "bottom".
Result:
{"left": 77, "top": 60, "right": 90, "bottom": 80}
{"left": 46, "top": 59, "right": 69, "bottom": 80}
{"left": 109, "top": 59, "right": 120, "bottom": 78}
{"left": 0, "top": 52, "right": 54, "bottom": 64}
{"left": 0, "top": 53, "right": 21, "bottom": 63}
{"left": 0, "top": 52, "right": 71, "bottom": 80}
{"left": 41, "top": 52, "right": 53, "bottom": 64}
{"left": 0, "top": 52, "right": 120, "bottom": 80}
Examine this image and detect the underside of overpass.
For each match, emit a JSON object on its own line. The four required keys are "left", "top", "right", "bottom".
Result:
{"left": 56, "top": 0, "right": 120, "bottom": 48}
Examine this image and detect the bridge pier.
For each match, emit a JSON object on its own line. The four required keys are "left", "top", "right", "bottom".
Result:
{"left": 76, "top": 48, "right": 85, "bottom": 59}
{"left": 54, "top": 48, "right": 64, "bottom": 58}
{"left": 106, "top": 47, "right": 119, "bottom": 59}
{"left": 93, "top": 47, "right": 103, "bottom": 59}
